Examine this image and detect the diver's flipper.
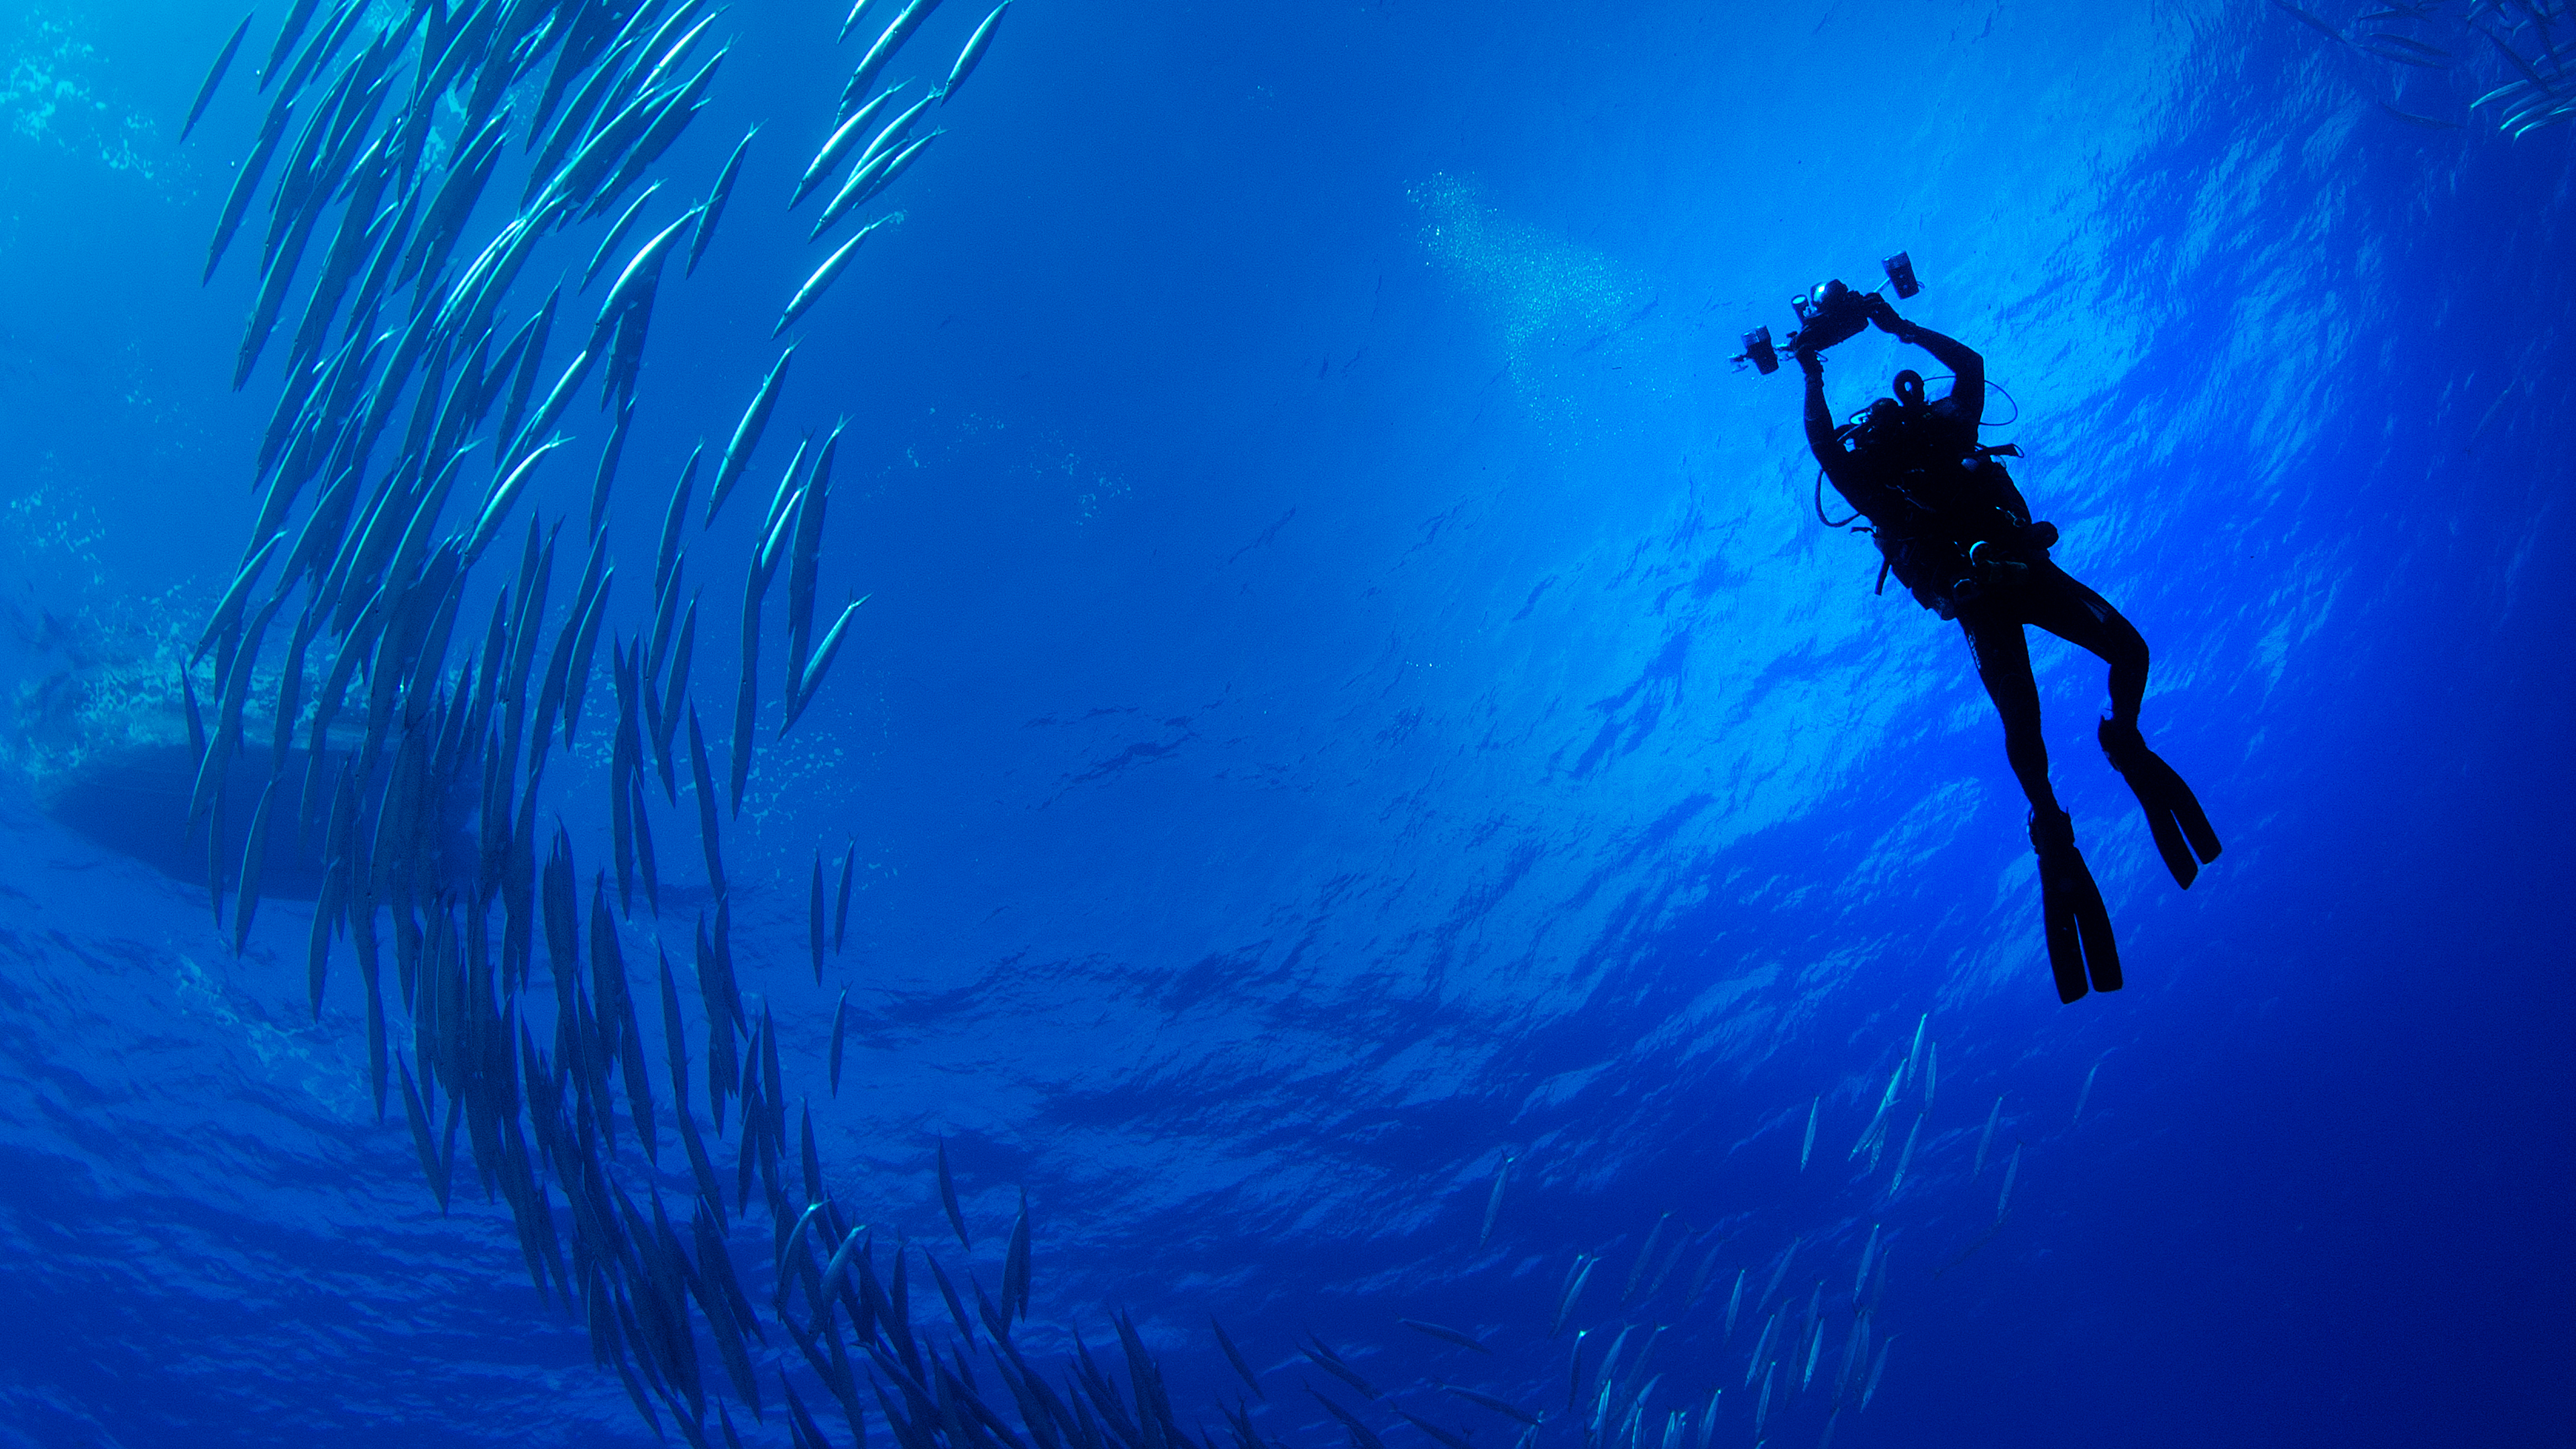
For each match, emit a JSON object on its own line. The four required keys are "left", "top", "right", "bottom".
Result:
{"left": 2033, "top": 808, "right": 2121, "bottom": 1002}
{"left": 2099, "top": 718, "right": 2222, "bottom": 890}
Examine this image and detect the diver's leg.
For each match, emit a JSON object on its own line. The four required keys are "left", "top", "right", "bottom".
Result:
{"left": 1961, "top": 604, "right": 2118, "bottom": 1000}
{"left": 2015, "top": 564, "right": 2149, "bottom": 727}
{"left": 1958, "top": 608, "right": 2056, "bottom": 814}
{"left": 2022, "top": 565, "right": 2221, "bottom": 883}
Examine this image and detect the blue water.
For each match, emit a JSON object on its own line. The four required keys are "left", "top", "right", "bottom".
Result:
{"left": 1, "top": 1, "right": 2570, "bottom": 1446}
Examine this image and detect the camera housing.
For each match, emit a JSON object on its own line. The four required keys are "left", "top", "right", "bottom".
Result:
{"left": 1790, "top": 278, "right": 1873, "bottom": 354}
{"left": 1733, "top": 252, "right": 1923, "bottom": 374}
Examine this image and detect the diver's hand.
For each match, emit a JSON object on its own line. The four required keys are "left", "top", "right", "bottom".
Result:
{"left": 1865, "top": 295, "right": 1907, "bottom": 333}
{"left": 1795, "top": 345, "right": 1823, "bottom": 378}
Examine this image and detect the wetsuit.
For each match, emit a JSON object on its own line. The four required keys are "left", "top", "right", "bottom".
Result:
{"left": 1799, "top": 323, "right": 2146, "bottom": 820}
{"left": 1792, "top": 303, "right": 2218, "bottom": 1003}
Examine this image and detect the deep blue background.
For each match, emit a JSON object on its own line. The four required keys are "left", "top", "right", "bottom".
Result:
{"left": 1, "top": 1, "right": 2570, "bottom": 1446}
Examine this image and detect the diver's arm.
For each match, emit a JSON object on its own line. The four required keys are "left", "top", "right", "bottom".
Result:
{"left": 1870, "top": 301, "right": 1985, "bottom": 413}
{"left": 1799, "top": 347, "right": 1841, "bottom": 467}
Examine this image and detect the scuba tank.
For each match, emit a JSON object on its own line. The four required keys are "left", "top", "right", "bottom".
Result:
{"left": 1825, "top": 402, "right": 2057, "bottom": 618}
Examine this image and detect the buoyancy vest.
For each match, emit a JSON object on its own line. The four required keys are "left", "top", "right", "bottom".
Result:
{"left": 1831, "top": 403, "right": 2049, "bottom": 618}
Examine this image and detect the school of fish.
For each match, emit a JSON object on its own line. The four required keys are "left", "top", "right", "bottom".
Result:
{"left": 165, "top": 5, "right": 2136, "bottom": 1446}
{"left": 2266, "top": 0, "right": 2576, "bottom": 134}
{"left": 171, "top": 1, "right": 1069, "bottom": 1444}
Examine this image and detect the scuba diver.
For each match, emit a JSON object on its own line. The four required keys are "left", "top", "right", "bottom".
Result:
{"left": 1792, "top": 292, "right": 2220, "bottom": 1002}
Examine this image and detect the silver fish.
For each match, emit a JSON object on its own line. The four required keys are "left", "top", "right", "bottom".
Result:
{"left": 785, "top": 423, "right": 839, "bottom": 680}
{"left": 775, "top": 214, "right": 902, "bottom": 335}
{"left": 1888, "top": 1113, "right": 1921, "bottom": 1195}
{"left": 688, "top": 125, "right": 756, "bottom": 276}
{"left": 1439, "top": 1384, "right": 1537, "bottom": 1426}
{"left": 191, "top": 530, "right": 287, "bottom": 665}
{"left": 829, "top": 989, "right": 849, "bottom": 1096}
{"left": 708, "top": 346, "right": 794, "bottom": 525}
{"left": 590, "top": 211, "right": 698, "bottom": 346}
{"left": 793, "top": 86, "right": 910, "bottom": 209}
{"left": 1550, "top": 1253, "right": 1594, "bottom": 1337}
{"left": 591, "top": 392, "right": 636, "bottom": 539}
{"left": 941, "top": 2, "right": 1010, "bottom": 103}
{"left": 786, "top": 594, "right": 869, "bottom": 731}
{"left": 182, "top": 11, "right": 256, "bottom": 144}
{"left": 582, "top": 181, "right": 664, "bottom": 292}
{"left": 262, "top": 0, "right": 326, "bottom": 91}
{"left": 1401, "top": 1320, "right": 1491, "bottom": 1354}
{"left": 1480, "top": 1152, "right": 1511, "bottom": 1247}
{"left": 1625, "top": 1212, "right": 1669, "bottom": 1301}
{"left": 232, "top": 775, "right": 280, "bottom": 956}
{"left": 500, "top": 347, "right": 596, "bottom": 474}
{"left": 844, "top": 0, "right": 947, "bottom": 113}
{"left": 840, "top": 0, "right": 889, "bottom": 44}
{"left": 465, "top": 437, "right": 571, "bottom": 567}
{"left": 1003, "top": 1190, "right": 1030, "bottom": 1316}
{"left": 833, "top": 842, "right": 856, "bottom": 951}
{"left": 937, "top": 1138, "right": 969, "bottom": 1248}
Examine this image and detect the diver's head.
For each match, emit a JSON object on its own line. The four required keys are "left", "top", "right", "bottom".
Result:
{"left": 1848, "top": 397, "right": 1902, "bottom": 453}
{"left": 1892, "top": 369, "right": 1926, "bottom": 409}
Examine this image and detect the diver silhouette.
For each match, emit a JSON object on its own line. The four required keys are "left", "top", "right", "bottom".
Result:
{"left": 1795, "top": 296, "right": 2220, "bottom": 1002}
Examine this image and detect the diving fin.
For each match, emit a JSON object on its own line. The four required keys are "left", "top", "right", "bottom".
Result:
{"left": 2098, "top": 718, "right": 2222, "bottom": 889}
{"left": 2032, "top": 807, "right": 2121, "bottom": 1002}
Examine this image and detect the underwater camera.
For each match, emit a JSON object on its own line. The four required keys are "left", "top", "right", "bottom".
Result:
{"left": 1735, "top": 252, "right": 1922, "bottom": 375}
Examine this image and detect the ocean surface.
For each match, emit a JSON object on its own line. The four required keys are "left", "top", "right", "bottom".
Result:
{"left": 1, "top": 1, "right": 2570, "bottom": 1446}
